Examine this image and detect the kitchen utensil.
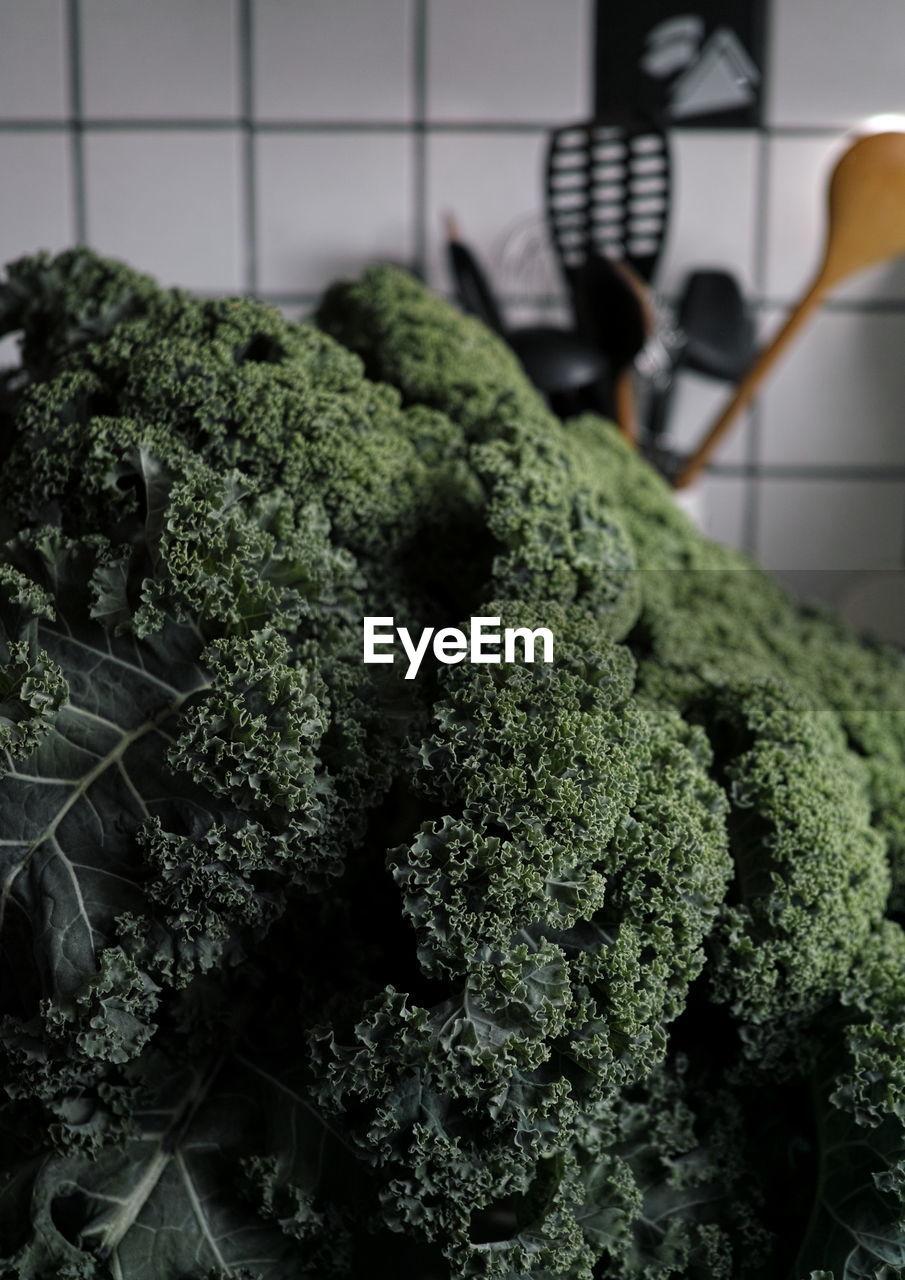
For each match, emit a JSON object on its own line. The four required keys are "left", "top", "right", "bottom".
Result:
{"left": 545, "top": 112, "right": 671, "bottom": 286}
{"left": 444, "top": 215, "right": 609, "bottom": 401}
{"left": 646, "top": 269, "right": 755, "bottom": 442}
{"left": 676, "top": 130, "right": 905, "bottom": 489}
{"left": 569, "top": 252, "right": 654, "bottom": 442}
{"left": 678, "top": 269, "right": 756, "bottom": 382}
{"left": 444, "top": 214, "right": 506, "bottom": 333}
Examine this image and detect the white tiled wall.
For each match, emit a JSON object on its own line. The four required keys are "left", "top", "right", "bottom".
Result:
{"left": 657, "top": 130, "right": 761, "bottom": 297}
{"left": 697, "top": 474, "right": 751, "bottom": 550}
{"left": 757, "top": 478, "right": 905, "bottom": 571}
{"left": 83, "top": 131, "right": 245, "bottom": 291}
{"left": 81, "top": 0, "right": 240, "bottom": 119}
{"left": 257, "top": 132, "right": 414, "bottom": 293}
{"left": 0, "top": 0, "right": 67, "bottom": 119}
{"left": 253, "top": 0, "right": 414, "bottom": 122}
{"left": 0, "top": 0, "right": 904, "bottom": 594}
{"left": 767, "top": 0, "right": 905, "bottom": 128}
{"left": 426, "top": 0, "right": 591, "bottom": 123}
{"left": 758, "top": 310, "right": 905, "bottom": 468}
{"left": 0, "top": 133, "right": 74, "bottom": 265}
{"left": 425, "top": 131, "right": 550, "bottom": 292}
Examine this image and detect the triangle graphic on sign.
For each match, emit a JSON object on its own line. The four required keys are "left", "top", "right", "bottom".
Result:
{"left": 669, "top": 26, "right": 759, "bottom": 119}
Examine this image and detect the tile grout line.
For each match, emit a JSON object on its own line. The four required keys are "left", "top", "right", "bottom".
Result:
{"left": 756, "top": 297, "right": 905, "bottom": 315}
{"left": 66, "top": 0, "right": 87, "bottom": 243}
{"left": 412, "top": 0, "right": 429, "bottom": 279}
{"left": 710, "top": 463, "right": 905, "bottom": 481}
{"left": 0, "top": 118, "right": 574, "bottom": 134}
{"left": 742, "top": 122, "right": 773, "bottom": 557}
{"left": 738, "top": 0, "right": 775, "bottom": 558}
{"left": 239, "top": 0, "right": 258, "bottom": 296}
{"left": 0, "top": 117, "right": 883, "bottom": 138}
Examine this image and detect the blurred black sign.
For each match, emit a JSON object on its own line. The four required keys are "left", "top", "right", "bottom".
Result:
{"left": 595, "top": 1, "right": 766, "bottom": 127}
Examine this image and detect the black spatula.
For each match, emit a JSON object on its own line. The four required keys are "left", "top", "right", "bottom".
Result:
{"left": 545, "top": 113, "right": 671, "bottom": 287}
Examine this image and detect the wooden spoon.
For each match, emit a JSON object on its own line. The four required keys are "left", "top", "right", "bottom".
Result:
{"left": 676, "top": 130, "right": 905, "bottom": 489}
{"left": 612, "top": 260, "right": 656, "bottom": 446}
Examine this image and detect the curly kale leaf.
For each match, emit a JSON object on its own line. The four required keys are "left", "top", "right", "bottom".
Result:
{"left": 696, "top": 679, "right": 889, "bottom": 1061}
{"left": 309, "top": 606, "right": 729, "bottom": 1276}
{"left": 5, "top": 249, "right": 905, "bottom": 1279}
{"left": 784, "top": 926, "right": 905, "bottom": 1279}
{"left": 316, "top": 266, "right": 642, "bottom": 640}
{"left": 0, "top": 531, "right": 211, "bottom": 1012}
{"left": 0, "top": 564, "right": 67, "bottom": 762}
{"left": 0, "top": 487, "right": 345, "bottom": 1123}
{"left": 0, "top": 1019, "right": 363, "bottom": 1279}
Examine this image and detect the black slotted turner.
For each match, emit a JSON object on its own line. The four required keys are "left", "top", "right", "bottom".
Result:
{"left": 545, "top": 112, "right": 672, "bottom": 286}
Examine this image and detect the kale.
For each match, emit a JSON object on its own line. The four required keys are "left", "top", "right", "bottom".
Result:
{"left": 0, "top": 250, "right": 902, "bottom": 1277}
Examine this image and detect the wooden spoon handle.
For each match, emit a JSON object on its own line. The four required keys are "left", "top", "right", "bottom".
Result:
{"left": 614, "top": 368, "right": 639, "bottom": 445}
{"left": 675, "top": 277, "right": 827, "bottom": 490}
